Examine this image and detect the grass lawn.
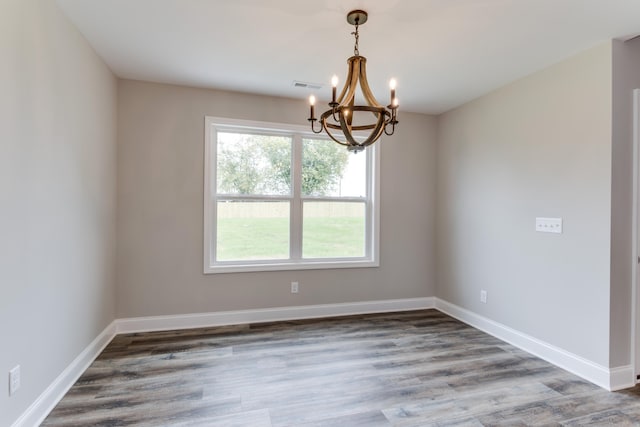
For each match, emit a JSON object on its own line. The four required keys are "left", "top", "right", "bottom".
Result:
{"left": 302, "top": 217, "right": 365, "bottom": 258}
{"left": 217, "top": 217, "right": 364, "bottom": 260}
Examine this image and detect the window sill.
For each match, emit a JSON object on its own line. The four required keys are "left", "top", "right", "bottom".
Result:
{"left": 204, "top": 259, "right": 379, "bottom": 274}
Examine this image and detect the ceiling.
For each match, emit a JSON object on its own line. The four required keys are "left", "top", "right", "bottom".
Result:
{"left": 55, "top": 0, "right": 640, "bottom": 115}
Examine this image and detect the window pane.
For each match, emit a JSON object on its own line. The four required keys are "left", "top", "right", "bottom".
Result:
{"left": 217, "top": 132, "right": 291, "bottom": 196}
{"left": 217, "top": 201, "right": 289, "bottom": 261}
{"left": 302, "top": 138, "right": 367, "bottom": 197}
{"left": 303, "top": 202, "right": 365, "bottom": 258}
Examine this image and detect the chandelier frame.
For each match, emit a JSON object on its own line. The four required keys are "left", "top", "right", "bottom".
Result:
{"left": 307, "top": 10, "right": 398, "bottom": 152}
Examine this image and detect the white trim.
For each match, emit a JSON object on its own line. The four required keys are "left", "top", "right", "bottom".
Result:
{"left": 115, "top": 297, "right": 435, "bottom": 334}
{"left": 632, "top": 88, "right": 640, "bottom": 383}
{"left": 203, "top": 116, "right": 214, "bottom": 274}
{"left": 203, "top": 259, "right": 380, "bottom": 274}
{"left": 371, "top": 140, "right": 381, "bottom": 269}
{"left": 11, "top": 322, "right": 117, "bottom": 427}
{"left": 435, "top": 298, "right": 634, "bottom": 391}
{"left": 610, "top": 365, "right": 635, "bottom": 390}
{"left": 203, "top": 116, "right": 380, "bottom": 274}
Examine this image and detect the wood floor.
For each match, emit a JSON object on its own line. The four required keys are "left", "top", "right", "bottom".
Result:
{"left": 43, "top": 310, "right": 640, "bottom": 426}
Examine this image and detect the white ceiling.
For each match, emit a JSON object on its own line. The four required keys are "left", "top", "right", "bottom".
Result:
{"left": 56, "top": 0, "right": 640, "bottom": 115}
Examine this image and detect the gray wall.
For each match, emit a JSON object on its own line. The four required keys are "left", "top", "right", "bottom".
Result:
{"left": 0, "top": 1, "right": 117, "bottom": 425}
{"left": 116, "top": 80, "right": 436, "bottom": 318}
{"left": 3, "top": 6, "right": 636, "bottom": 424}
{"left": 436, "top": 43, "right": 613, "bottom": 366}
{"left": 610, "top": 37, "right": 640, "bottom": 367}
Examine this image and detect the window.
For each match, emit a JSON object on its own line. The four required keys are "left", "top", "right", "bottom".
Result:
{"left": 204, "top": 117, "right": 379, "bottom": 273}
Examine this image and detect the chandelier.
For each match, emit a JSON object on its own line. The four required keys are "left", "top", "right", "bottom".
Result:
{"left": 307, "top": 10, "right": 398, "bottom": 152}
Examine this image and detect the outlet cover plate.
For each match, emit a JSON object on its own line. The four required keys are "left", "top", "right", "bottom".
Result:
{"left": 536, "top": 217, "right": 562, "bottom": 234}
{"left": 9, "top": 365, "right": 20, "bottom": 396}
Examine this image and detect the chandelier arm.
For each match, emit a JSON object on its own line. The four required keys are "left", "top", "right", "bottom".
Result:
{"left": 325, "top": 105, "right": 387, "bottom": 130}
{"left": 309, "top": 119, "right": 324, "bottom": 134}
{"left": 358, "top": 113, "right": 386, "bottom": 147}
{"left": 346, "top": 97, "right": 355, "bottom": 127}
{"left": 336, "top": 58, "right": 355, "bottom": 105}
{"left": 320, "top": 109, "right": 348, "bottom": 146}
{"left": 338, "top": 112, "right": 361, "bottom": 147}
{"left": 383, "top": 106, "right": 398, "bottom": 136}
{"left": 351, "top": 105, "right": 388, "bottom": 130}
{"left": 383, "top": 121, "right": 397, "bottom": 136}
{"left": 323, "top": 108, "right": 343, "bottom": 129}
{"left": 358, "top": 57, "right": 384, "bottom": 109}
{"left": 337, "top": 57, "right": 360, "bottom": 107}
{"left": 321, "top": 118, "right": 351, "bottom": 147}
{"left": 327, "top": 122, "right": 377, "bottom": 131}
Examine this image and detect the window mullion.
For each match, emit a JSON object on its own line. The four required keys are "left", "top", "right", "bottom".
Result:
{"left": 367, "top": 144, "right": 380, "bottom": 260}
{"left": 205, "top": 119, "right": 217, "bottom": 270}
{"left": 290, "top": 133, "right": 303, "bottom": 260}
{"left": 365, "top": 145, "right": 373, "bottom": 259}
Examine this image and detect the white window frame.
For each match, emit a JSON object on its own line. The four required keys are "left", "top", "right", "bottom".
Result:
{"left": 204, "top": 116, "right": 380, "bottom": 274}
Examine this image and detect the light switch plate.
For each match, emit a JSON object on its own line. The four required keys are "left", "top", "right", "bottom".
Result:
{"left": 536, "top": 217, "right": 562, "bottom": 234}
{"left": 9, "top": 365, "right": 20, "bottom": 396}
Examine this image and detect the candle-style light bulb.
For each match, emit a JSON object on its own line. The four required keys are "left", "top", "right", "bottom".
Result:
{"left": 331, "top": 75, "right": 338, "bottom": 104}
{"left": 309, "top": 95, "right": 316, "bottom": 120}
{"left": 389, "top": 78, "right": 397, "bottom": 105}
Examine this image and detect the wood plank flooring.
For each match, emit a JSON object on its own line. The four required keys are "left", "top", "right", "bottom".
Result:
{"left": 42, "top": 310, "right": 640, "bottom": 426}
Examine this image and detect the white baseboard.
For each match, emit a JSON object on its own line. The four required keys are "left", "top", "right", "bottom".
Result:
{"left": 609, "top": 365, "right": 635, "bottom": 391}
{"left": 11, "top": 321, "right": 117, "bottom": 427}
{"left": 115, "top": 297, "right": 436, "bottom": 334}
{"left": 435, "top": 298, "right": 634, "bottom": 391}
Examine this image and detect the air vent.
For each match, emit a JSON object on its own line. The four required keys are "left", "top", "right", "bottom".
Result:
{"left": 293, "top": 81, "right": 324, "bottom": 90}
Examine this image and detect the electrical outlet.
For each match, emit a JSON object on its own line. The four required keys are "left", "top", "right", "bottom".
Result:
{"left": 291, "top": 282, "right": 299, "bottom": 293}
{"left": 535, "top": 217, "right": 562, "bottom": 234}
{"left": 480, "top": 290, "right": 487, "bottom": 304}
{"left": 9, "top": 365, "right": 20, "bottom": 396}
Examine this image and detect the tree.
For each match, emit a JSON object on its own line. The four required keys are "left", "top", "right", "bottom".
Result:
{"left": 301, "top": 139, "right": 349, "bottom": 196}
{"left": 216, "top": 134, "right": 290, "bottom": 195}
{"left": 217, "top": 133, "right": 349, "bottom": 196}
{"left": 216, "top": 134, "right": 263, "bottom": 195}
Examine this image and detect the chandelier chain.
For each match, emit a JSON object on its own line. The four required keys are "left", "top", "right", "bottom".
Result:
{"left": 352, "top": 20, "right": 360, "bottom": 56}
